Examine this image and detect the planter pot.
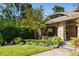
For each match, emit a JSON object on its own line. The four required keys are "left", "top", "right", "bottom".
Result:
{"left": 76, "top": 42, "right": 79, "bottom": 48}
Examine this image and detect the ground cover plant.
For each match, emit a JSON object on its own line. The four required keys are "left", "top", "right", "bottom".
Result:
{"left": 25, "top": 36, "right": 63, "bottom": 47}
{"left": 71, "top": 50, "right": 79, "bottom": 56}
{"left": 69, "top": 37, "right": 79, "bottom": 46}
{"left": 0, "top": 45, "right": 52, "bottom": 56}
{"left": 47, "top": 36, "right": 63, "bottom": 47}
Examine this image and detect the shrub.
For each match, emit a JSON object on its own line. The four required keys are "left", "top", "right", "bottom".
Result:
{"left": 10, "top": 41, "right": 13, "bottom": 44}
{"left": 29, "top": 42, "right": 34, "bottom": 45}
{"left": 69, "top": 37, "right": 79, "bottom": 46}
{"left": 0, "top": 34, "right": 5, "bottom": 45}
{"left": 25, "top": 39, "right": 49, "bottom": 46}
{"left": 25, "top": 37, "right": 63, "bottom": 47}
{"left": 48, "top": 36, "right": 63, "bottom": 47}
{"left": 5, "top": 41, "right": 8, "bottom": 45}
{"left": 47, "top": 38, "right": 53, "bottom": 46}
{"left": 39, "top": 43, "right": 44, "bottom": 46}
{"left": 13, "top": 37, "right": 24, "bottom": 44}
{"left": 71, "top": 51, "right": 79, "bottom": 56}
{"left": 19, "top": 42, "right": 24, "bottom": 45}
{"left": 25, "top": 39, "right": 48, "bottom": 44}
{"left": 25, "top": 42, "right": 29, "bottom": 45}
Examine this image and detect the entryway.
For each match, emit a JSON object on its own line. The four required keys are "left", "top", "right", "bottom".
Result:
{"left": 66, "top": 24, "right": 77, "bottom": 40}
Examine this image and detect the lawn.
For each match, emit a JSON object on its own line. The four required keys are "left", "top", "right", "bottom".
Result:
{"left": 0, "top": 45, "right": 52, "bottom": 56}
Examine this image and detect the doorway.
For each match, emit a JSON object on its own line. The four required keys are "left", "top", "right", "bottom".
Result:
{"left": 66, "top": 25, "right": 77, "bottom": 40}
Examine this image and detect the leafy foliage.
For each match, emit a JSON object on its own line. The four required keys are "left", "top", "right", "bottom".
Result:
{"left": 0, "top": 3, "right": 45, "bottom": 42}
{"left": 0, "top": 34, "right": 5, "bottom": 45}
{"left": 13, "top": 37, "right": 24, "bottom": 44}
{"left": 69, "top": 37, "right": 79, "bottom": 45}
{"left": 25, "top": 39, "right": 48, "bottom": 46}
{"left": 48, "top": 36, "right": 63, "bottom": 47}
{"left": 71, "top": 50, "right": 79, "bottom": 56}
{"left": 52, "top": 5, "right": 64, "bottom": 13}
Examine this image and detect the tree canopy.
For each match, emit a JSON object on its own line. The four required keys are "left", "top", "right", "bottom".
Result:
{"left": 52, "top": 5, "right": 64, "bottom": 13}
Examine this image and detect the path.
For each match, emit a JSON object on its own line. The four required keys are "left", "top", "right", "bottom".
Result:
{"left": 32, "top": 47, "right": 73, "bottom": 56}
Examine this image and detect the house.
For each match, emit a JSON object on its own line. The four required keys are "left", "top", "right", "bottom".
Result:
{"left": 46, "top": 12, "right": 79, "bottom": 41}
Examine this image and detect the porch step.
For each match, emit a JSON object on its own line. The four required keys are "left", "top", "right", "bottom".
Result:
{"left": 62, "top": 41, "right": 75, "bottom": 50}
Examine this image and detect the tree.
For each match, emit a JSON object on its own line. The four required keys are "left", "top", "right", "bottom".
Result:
{"left": 52, "top": 5, "right": 64, "bottom": 13}
{"left": 74, "top": 4, "right": 79, "bottom": 24}
{"left": 74, "top": 3, "right": 79, "bottom": 12}
{"left": 21, "top": 4, "right": 46, "bottom": 39}
{"left": 33, "top": 6, "right": 46, "bottom": 39}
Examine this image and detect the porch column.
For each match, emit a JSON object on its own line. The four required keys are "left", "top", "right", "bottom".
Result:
{"left": 57, "top": 22, "right": 66, "bottom": 41}
{"left": 77, "top": 24, "right": 79, "bottom": 37}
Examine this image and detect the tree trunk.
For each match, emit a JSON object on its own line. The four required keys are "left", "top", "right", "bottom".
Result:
{"left": 34, "top": 29, "right": 37, "bottom": 39}
{"left": 37, "top": 29, "right": 42, "bottom": 39}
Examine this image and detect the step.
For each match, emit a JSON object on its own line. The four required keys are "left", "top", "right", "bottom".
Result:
{"left": 63, "top": 45, "right": 75, "bottom": 50}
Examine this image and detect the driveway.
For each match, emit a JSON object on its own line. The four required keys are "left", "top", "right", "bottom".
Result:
{"left": 32, "top": 47, "right": 73, "bottom": 56}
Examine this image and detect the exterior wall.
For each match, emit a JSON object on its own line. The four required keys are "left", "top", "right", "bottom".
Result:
{"left": 57, "top": 22, "right": 66, "bottom": 40}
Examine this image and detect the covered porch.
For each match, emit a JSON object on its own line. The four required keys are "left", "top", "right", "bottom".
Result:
{"left": 46, "top": 12, "right": 79, "bottom": 41}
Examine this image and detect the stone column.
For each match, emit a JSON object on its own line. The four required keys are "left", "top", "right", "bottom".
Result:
{"left": 57, "top": 22, "right": 66, "bottom": 41}
{"left": 77, "top": 24, "right": 79, "bottom": 37}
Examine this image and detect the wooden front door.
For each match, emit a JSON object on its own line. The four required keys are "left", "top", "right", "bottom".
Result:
{"left": 66, "top": 25, "right": 77, "bottom": 40}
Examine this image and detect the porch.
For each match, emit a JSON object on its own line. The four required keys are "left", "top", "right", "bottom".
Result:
{"left": 46, "top": 20, "right": 79, "bottom": 41}
{"left": 46, "top": 12, "right": 79, "bottom": 41}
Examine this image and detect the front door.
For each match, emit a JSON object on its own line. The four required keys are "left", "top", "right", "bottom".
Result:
{"left": 66, "top": 25, "right": 77, "bottom": 40}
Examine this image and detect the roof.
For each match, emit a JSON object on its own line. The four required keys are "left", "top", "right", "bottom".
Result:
{"left": 46, "top": 12, "right": 79, "bottom": 24}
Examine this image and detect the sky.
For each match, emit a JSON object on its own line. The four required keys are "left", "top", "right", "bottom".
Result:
{"left": 32, "top": 3, "right": 76, "bottom": 17}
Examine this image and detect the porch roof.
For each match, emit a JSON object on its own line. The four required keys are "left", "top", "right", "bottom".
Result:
{"left": 46, "top": 12, "right": 79, "bottom": 24}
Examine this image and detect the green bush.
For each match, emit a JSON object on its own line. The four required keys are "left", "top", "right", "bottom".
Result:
{"left": 25, "top": 36, "right": 63, "bottom": 47}
{"left": 10, "top": 41, "right": 13, "bottom": 44}
{"left": 69, "top": 37, "right": 79, "bottom": 46}
{"left": 71, "top": 51, "right": 79, "bottom": 56}
{"left": 48, "top": 36, "right": 63, "bottom": 47}
{"left": 25, "top": 39, "right": 48, "bottom": 46}
{"left": 0, "top": 34, "right": 5, "bottom": 45}
{"left": 25, "top": 37, "right": 63, "bottom": 47}
{"left": 19, "top": 42, "right": 24, "bottom": 45}
{"left": 13, "top": 37, "right": 24, "bottom": 44}
{"left": 39, "top": 43, "right": 44, "bottom": 46}
{"left": 25, "top": 39, "right": 48, "bottom": 44}
{"left": 47, "top": 38, "right": 53, "bottom": 46}
{"left": 5, "top": 41, "right": 7, "bottom": 45}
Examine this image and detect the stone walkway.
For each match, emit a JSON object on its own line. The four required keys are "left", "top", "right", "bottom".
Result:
{"left": 32, "top": 47, "right": 73, "bottom": 56}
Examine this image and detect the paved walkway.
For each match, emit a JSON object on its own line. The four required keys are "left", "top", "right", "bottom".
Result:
{"left": 32, "top": 47, "right": 73, "bottom": 56}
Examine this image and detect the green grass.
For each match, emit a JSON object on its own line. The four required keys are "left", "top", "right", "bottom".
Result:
{"left": 0, "top": 45, "right": 52, "bottom": 56}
